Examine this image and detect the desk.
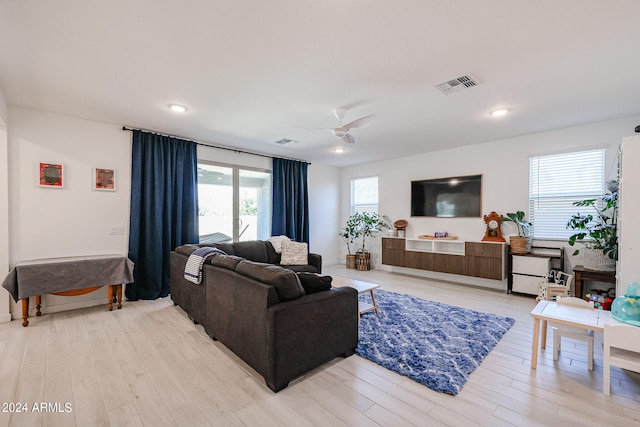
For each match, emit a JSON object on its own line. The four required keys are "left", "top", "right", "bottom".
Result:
{"left": 530, "top": 300, "right": 612, "bottom": 369}
{"left": 573, "top": 265, "right": 616, "bottom": 298}
{"left": 1, "top": 255, "right": 134, "bottom": 326}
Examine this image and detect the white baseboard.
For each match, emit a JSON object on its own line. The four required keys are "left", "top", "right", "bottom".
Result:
{"left": 0, "top": 312, "right": 11, "bottom": 323}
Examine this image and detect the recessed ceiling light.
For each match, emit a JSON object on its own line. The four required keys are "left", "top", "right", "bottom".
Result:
{"left": 168, "top": 104, "right": 187, "bottom": 113}
{"left": 333, "top": 147, "right": 346, "bottom": 153}
{"left": 490, "top": 108, "right": 510, "bottom": 117}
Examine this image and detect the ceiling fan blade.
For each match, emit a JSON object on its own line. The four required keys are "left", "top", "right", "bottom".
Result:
{"left": 336, "top": 114, "right": 377, "bottom": 132}
{"left": 342, "top": 133, "right": 357, "bottom": 144}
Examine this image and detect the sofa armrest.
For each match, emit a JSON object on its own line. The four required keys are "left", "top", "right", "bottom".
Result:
{"left": 265, "top": 287, "right": 358, "bottom": 391}
{"left": 308, "top": 253, "right": 322, "bottom": 274}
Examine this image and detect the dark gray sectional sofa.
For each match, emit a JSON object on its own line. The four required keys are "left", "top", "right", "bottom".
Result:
{"left": 169, "top": 240, "right": 358, "bottom": 392}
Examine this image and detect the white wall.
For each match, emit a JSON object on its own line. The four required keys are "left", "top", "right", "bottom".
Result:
{"left": 618, "top": 134, "right": 640, "bottom": 295}
{"left": 0, "top": 88, "right": 9, "bottom": 322}
{"left": 7, "top": 107, "right": 131, "bottom": 317}
{"left": 340, "top": 115, "right": 640, "bottom": 279}
{"left": 308, "top": 163, "right": 340, "bottom": 265}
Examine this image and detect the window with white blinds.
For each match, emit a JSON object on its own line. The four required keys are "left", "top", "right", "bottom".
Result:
{"left": 351, "top": 176, "right": 379, "bottom": 215}
{"left": 529, "top": 149, "right": 605, "bottom": 239}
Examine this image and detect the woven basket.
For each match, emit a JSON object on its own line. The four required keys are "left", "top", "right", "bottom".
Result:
{"left": 356, "top": 250, "right": 371, "bottom": 271}
{"left": 346, "top": 254, "right": 357, "bottom": 269}
{"left": 509, "top": 236, "right": 531, "bottom": 254}
{"left": 583, "top": 248, "right": 616, "bottom": 271}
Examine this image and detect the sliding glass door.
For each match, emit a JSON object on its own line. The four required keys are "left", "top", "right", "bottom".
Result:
{"left": 197, "top": 162, "right": 271, "bottom": 243}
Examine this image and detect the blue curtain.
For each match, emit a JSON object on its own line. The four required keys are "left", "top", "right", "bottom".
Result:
{"left": 271, "top": 158, "right": 309, "bottom": 243}
{"left": 126, "top": 130, "right": 199, "bottom": 300}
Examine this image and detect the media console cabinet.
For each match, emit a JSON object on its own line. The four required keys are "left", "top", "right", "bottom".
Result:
{"left": 382, "top": 237, "right": 507, "bottom": 281}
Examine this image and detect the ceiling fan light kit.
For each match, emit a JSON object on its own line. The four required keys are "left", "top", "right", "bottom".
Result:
{"left": 300, "top": 107, "right": 377, "bottom": 145}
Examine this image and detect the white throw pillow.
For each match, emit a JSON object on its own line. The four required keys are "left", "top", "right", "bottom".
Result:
{"left": 280, "top": 241, "right": 308, "bottom": 265}
{"left": 268, "top": 235, "right": 291, "bottom": 254}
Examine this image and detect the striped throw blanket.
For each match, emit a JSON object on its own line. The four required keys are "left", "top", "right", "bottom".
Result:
{"left": 184, "top": 247, "right": 226, "bottom": 284}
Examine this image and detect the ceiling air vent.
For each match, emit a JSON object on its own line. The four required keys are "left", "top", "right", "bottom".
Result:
{"left": 274, "top": 138, "right": 298, "bottom": 146}
{"left": 435, "top": 74, "right": 480, "bottom": 95}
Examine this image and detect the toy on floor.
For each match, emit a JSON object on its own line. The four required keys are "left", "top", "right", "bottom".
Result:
{"left": 585, "top": 290, "right": 613, "bottom": 310}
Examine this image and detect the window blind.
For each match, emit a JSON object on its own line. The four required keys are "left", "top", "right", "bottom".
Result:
{"left": 529, "top": 149, "right": 605, "bottom": 239}
{"left": 351, "top": 176, "right": 379, "bottom": 214}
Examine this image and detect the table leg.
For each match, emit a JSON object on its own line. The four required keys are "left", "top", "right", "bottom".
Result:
{"left": 35, "top": 295, "right": 41, "bottom": 316}
{"left": 370, "top": 289, "right": 379, "bottom": 314}
{"left": 116, "top": 284, "right": 122, "bottom": 309}
{"left": 541, "top": 320, "right": 547, "bottom": 349}
{"left": 21, "top": 298, "right": 29, "bottom": 327}
{"left": 575, "top": 272, "right": 583, "bottom": 298}
{"left": 108, "top": 285, "right": 114, "bottom": 311}
{"left": 531, "top": 318, "right": 540, "bottom": 369}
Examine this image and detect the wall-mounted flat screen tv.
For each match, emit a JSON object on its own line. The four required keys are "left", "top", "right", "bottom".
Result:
{"left": 411, "top": 174, "right": 482, "bottom": 217}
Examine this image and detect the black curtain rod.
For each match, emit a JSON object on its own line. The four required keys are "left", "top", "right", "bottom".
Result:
{"left": 121, "top": 126, "right": 310, "bottom": 164}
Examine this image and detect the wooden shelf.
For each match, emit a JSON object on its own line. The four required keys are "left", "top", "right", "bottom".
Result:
{"left": 382, "top": 238, "right": 507, "bottom": 281}
{"left": 405, "top": 238, "right": 466, "bottom": 255}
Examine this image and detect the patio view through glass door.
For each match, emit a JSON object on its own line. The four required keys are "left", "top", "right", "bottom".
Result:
{"left": 197, "top": 162, "right": 271, "bottom": 243}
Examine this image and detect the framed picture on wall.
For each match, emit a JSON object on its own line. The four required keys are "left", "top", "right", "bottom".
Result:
{"left": 93, "top": 167, "right": 116, "bottom": 191}
{"left": 39, "top": 162, "right": 64, "bottom": 188}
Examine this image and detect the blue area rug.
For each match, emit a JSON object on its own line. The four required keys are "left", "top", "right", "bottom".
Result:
{"left": 356, "top": 289, "right": 515, "bottom": 395}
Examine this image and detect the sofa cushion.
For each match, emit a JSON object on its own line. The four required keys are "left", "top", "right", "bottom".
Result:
{"left": 210, "top": 242, "right": 235, "bottom": 255}
{"left": 235, "top": 260, "right": 305, "bottom": 301}
{"left": 265, "top": 241, "right": 281, "bottom": 265}
{"left": 208, "top": 254, "right": 243, "bottom": 270}
{"left": 233, "top": 241, "right": 269, "bottom": 263}
{"left": 280, "top": 241, "right": 308, "bottom": 265}
{"left": 296, "top": 273, "right": 332, "bottom": 294}
{"left": 175, "top": 243, "right": 234, "bottom": 257}
{"left": 281, "top": 264, "right": 318, "bottom": 273}
{"left": 175, "top": 244, "right": 201, "bottom": 256}
{"left": 267, "top": 235, "right": 291, "bottom": 253}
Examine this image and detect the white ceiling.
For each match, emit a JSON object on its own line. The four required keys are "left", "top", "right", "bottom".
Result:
{"left": 1, "top": 1, "right": 639, "bottom": 167}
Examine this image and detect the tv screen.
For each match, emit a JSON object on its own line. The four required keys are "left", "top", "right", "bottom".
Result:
{"left": 411, "top": 174, "right": 482, "bottom": 217}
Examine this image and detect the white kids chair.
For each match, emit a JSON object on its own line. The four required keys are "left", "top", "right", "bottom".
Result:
{"left": 552, "top": 296, "right": 595, "bottom": 370}
{"left": 537, "top": 271, "right": 574, "bottom": 302}
{"left": 603, "top": 322, "right": 640, "bottom": 395}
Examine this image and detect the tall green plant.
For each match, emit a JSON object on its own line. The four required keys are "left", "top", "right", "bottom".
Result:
{"left": 356, "top": 212, "right": 392, "bottom": 253}
{"left": 339, "top": 213, "right": 361, "bottom": 255}
{"left": 566, "top": 192, "right": 618, "bottom": 260}
{"left": 339, "top": 212, "right": 392, "bottom": 254}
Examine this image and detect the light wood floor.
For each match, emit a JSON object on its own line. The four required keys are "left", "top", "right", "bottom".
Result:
{"left": 1, "top": 265, "right": 639, "bottom": 427}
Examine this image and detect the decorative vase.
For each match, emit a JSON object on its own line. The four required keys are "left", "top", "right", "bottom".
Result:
{"left": 509, "top": 236, "right": 531, "bottom": 254}
{"left": 356, "top": 250, "right": 371, "bottom": 271}
{"left": 583, "top": 247, "right": 616, "bottom": 271}
{"left": 346, "top": 254, "right": 357, "bottom": 269}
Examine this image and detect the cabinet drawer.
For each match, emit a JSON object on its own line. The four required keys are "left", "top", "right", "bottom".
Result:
{"left": 512, "top": 274, "right": 544, "bottom": 295}
{"left": 512, "top": 256, "right": 549, "bottom": 276}
{"left": 383, "top": 238, "right": 405, "bottom": 250}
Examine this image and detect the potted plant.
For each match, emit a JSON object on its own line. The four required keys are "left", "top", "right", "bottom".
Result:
{"left": 354, "top": 212, "right": 392, "bottom": 270}
{"left": 501, "top": 211, "right": 531, "bottom": 254}
{"left": 567, "top": 192, "right": 617, "bottom": 271}
{"left": 339, "top": 213, "right": 361, "bottom": 269}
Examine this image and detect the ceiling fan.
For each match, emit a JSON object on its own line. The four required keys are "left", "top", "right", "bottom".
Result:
{"left": 304, "top": 108, "right": 377, "bottom": 144}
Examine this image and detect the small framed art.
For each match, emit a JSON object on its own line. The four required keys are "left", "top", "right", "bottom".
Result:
{"left": 94, "top": 168, "right": 116, "bottom": 191}
{"left": 39, "top": 163, "right": 64, "bottom": 188}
